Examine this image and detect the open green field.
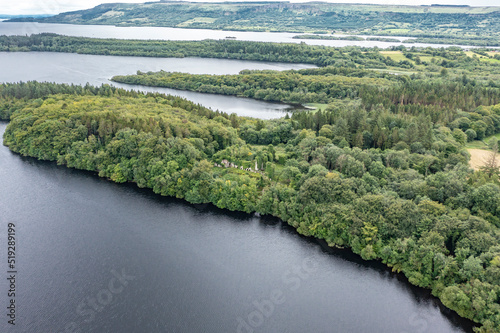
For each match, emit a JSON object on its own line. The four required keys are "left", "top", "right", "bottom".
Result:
{"left": 303, "top": 103, "right": 329, "bottom": 112}
{"left": 466, "top": 133, "right": 500, "bottom": 150}
{"left": 378, "top": 50, "right": 500, "bottom": 69}
{"left": 465, "top": 51, "right": 488, "bottom": 58}
{"left": 380, "top": 51, "right": 409, "bottom": 62}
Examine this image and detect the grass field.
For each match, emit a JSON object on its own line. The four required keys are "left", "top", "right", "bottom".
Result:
{"left": 303, "top": 103, "right": 329, "bottom": 112}
{"left": 379, "top": 50, "right": 499, "bottom": 68}
{"left": 464, "top": 51, "right": 500, "bottom": 64}
{"left": 465, "top": 51, "right": 488, "bottom": 58}
{"left": 466, "top": 141, "right": 490, "bottom": 150}
{"left": 466, "top": 133, "right": 500, "bottom": 150}
{"left": 481, "top": 58, "right": 500, "bottom": 64}
{"left": 380, "top": 51, "right": 409, "bottom": 62}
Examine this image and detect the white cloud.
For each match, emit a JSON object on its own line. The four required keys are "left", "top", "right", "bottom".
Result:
{"left": 0, "top": 0, "right": 498, "bottom": 16}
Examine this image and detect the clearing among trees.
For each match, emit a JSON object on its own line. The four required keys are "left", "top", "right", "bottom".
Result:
{"left": 468, "top": 148, "right": 500, "bottom": 170}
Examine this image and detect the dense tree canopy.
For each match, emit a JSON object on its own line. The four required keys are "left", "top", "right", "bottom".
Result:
{"left": 2, "top": 82, "right": 500, "bottom": 332}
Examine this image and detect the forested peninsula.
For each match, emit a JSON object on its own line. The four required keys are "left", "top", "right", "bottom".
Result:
{"left": 0, "top": 33, "right": 423, "bottom": 66}
{"left": 2, "top": 33, "right": 500, "bottom": 72}
{"left": 1, "top": 79, "right": 500, "bottom": 332}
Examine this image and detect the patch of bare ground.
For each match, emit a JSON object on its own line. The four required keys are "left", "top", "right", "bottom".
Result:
{"left": 468, "top": 149, "right": 500, "bottom": 170}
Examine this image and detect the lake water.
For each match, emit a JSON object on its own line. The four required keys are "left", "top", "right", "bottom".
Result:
{"left": 0, "top": 52, "right": 315, "bottom": 119}
{"left": 0, "top": 22, "right": 487, "bottom": 49}
{"left": 0, "top": 122, "right": 476, "bottom": 333}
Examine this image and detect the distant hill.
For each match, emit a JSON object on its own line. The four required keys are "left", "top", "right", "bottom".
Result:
{"left": 7, "top": 1, "right": 500, "bottom": 40}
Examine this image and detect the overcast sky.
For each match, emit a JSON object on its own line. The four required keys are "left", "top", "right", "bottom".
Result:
{"left": 1, "top": 0, "right": 498, "bottom": 16}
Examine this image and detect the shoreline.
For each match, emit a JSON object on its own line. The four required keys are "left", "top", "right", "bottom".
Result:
{"left": 0, "top": 125, "right": 479, "bottom": 331}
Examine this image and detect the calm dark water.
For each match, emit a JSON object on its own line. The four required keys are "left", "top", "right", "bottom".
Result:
{"left": 0, "top": 52, "right": 314, "bottom": 119}
{"left": 0, "top": 123, "right": 476, "bottom": 333}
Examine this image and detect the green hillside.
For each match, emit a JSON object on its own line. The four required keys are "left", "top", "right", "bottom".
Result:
{"left": 10, "top": 1, "right": 500, "bottom": 45}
